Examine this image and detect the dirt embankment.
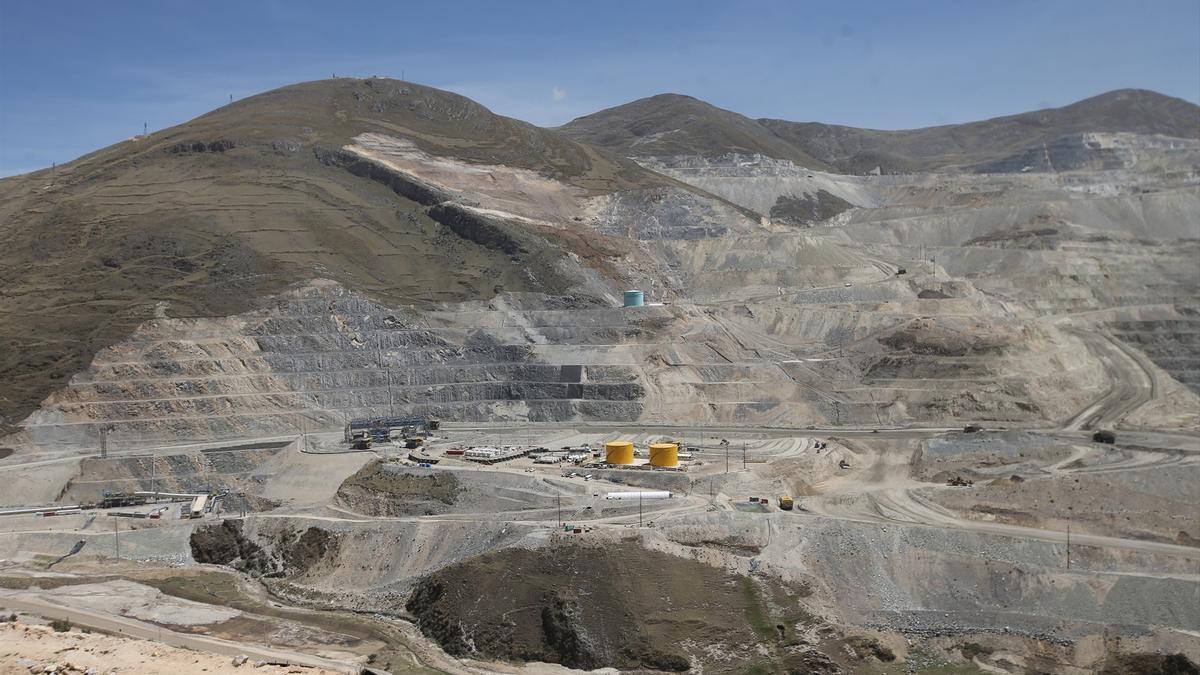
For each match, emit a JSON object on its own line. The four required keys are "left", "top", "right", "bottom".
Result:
{"left": 405, "top": 539, "right": 838, "bottom": 673}
{"left": 336, "top": 458, "right": 460, "bottom": 511}
{"left": 333, "top": 461, "right": 460, "bottom": 516}
{"left": 878, "top": 319, "right": 1011, "bottom": 357}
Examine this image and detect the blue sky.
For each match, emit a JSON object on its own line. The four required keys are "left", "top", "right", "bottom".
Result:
{"left": 2, "top": 0, "right": 1198, "bottom": 176}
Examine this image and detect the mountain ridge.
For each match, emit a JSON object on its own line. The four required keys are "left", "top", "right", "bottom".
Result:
{"left": 560, "top": 88, "right": 1200, "bottom": 173}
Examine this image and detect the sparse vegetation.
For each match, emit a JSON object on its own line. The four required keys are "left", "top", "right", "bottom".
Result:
{"left": 739, "top": 577, "right": 776, "bottom": 641}
{"left": 49, "top": 618, "right": 72, "bottom": 632}
{"left": 959, "top": 642, "right": 994, "bottom": 660}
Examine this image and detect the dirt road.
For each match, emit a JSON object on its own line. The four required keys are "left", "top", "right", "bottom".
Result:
{"left": 0, "top": 589, "right": 359, "bottom": 673}
{"left": 804, "top": 438, "right": 1200, "bottom": 561}
{"left": 1060, "top": 329, "right": 1156, "bottom": 431}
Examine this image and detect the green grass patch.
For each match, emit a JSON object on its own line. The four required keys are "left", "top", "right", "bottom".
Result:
{"left": 739, "top": 577, "right": 777, "bottom": 642}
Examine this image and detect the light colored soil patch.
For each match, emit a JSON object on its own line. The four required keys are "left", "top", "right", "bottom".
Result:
{"left": 0, "top": 620, "right": 340, "bottom": 674}
{"left": 40, "top": 579, "right": 241, "bottom": 626}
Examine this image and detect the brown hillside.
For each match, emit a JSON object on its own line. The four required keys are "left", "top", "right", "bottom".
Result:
{"left": 0, "top": 78, "right": 671, "bottom": 428}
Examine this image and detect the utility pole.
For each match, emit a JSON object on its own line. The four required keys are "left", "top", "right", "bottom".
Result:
{"left": 638, "top": 491, "right": 643, "bottom": 528}
{"left": 99, "top": 426, "right": 108, "bottom": 459}
{"left": 114, "top": 518, "right": 119, "bottom": 560}
{"left": 150, "top": 450, "right": 156, "bottom": 495}
{"left": 143, "top": 122, "right": 147, "bottom": 137}
{"left": 1066, "top": 520, "right": 1071, "bottom": 570}
{"left": 833, "top": 401, "right": 841, "bottom": 426}
{"left": 557, "top": 495, "right": 562, "bottom": 527}
{"left": 742, "top": 443, "right": 747, "bottom": 470}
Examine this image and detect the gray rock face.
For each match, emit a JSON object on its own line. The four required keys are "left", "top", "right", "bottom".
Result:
{"left": 21, "top": 282, "right": 646, "bottom": 450}
{"left": 588, "top": 186, "right": 751, "bottom": 239}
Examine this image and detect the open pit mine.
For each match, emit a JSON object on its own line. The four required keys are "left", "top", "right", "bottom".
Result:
{"left": 1, "top": 79, "right": 1198, "bottom": 674}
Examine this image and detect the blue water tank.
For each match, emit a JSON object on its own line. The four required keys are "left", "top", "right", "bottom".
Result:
{"left": 623, "top": 290, "right": 645, "bottom": 307}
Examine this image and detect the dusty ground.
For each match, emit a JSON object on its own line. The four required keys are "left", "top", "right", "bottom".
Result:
{"left": 0, "top": 619, "right": 343, "bottom": 674}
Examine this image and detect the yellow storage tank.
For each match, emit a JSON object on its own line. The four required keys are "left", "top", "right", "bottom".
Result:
{"left": 604, "top": 441, "right": 635, "bottom": 465}
{"left": 649, "top": 442, "right": 679, "bottom": 468}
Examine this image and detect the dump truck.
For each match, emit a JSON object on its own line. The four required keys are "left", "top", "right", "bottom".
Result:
{"left": 778, "top": 495, "right": 794, "bottom": 511}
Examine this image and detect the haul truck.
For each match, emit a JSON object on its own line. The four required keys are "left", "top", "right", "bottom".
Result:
{"left": 778, "top": 495, "right": 794, "bottom": 511}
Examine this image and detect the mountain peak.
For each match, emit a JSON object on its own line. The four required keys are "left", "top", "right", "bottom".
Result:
{"left": 559, "top": 93, "right": 831, "bottom": 169}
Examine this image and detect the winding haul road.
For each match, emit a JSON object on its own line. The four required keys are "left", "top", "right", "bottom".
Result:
{"left": 1060, "top": 328, "right": 1158, "bottom": 432}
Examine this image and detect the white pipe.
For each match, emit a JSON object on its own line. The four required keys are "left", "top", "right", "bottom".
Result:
{"left": 605, "top": 491, "right": 672, "bottom": 500}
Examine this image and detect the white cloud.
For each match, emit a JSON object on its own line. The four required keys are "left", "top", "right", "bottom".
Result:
{"left": 551, "top": 86, "right": 568, "bottom": 102}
